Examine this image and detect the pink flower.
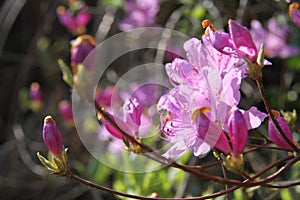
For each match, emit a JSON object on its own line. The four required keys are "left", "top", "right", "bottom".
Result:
{"left": 229, "top": 19, "right": 258, "bottom": 62}
{"left": 289, "top": 2, "right": 300, "bottom": 28}
{"left": 250, "top": 18, "right": 298, "bottom": 58}
{"left": 42, "top": 116, "right": 63, "bottom": 156}
{"left": 158, "top": 37, "right": 266, "bottom": 158}
{"left": 124, "top": 97, "right": 143, "bottom": 133}
{"left": 268, "top": 111, "right": 296, "bottom": 150}
{"left": 56, "top": 1, "right": 91, "bottom": 35}
{"left": 119, "top": 0, "right": 160, "bottom": 31}
{"left": 204, "top": 19, "right": 263, "bottom": 63}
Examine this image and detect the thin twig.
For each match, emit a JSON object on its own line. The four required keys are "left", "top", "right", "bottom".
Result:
{"left": 256, "top": 79, "right": 299, "bottom": 152}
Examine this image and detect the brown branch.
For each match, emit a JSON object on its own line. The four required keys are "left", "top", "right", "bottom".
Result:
{"left": 256, "top": 79, "right": 299, "bottom": 152}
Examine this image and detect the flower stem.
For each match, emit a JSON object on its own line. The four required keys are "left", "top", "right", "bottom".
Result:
{"left": 68, "top": 171, "right": 156, "bottom": 200}
{"left": 255, "top": 79, "right": 299, "bottom": 152}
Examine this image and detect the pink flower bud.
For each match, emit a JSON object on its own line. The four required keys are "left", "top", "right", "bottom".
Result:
{"left": 289, "top": 2, "right": 300, "bottom": 28}
{"left": 104, "top": 114, "right": 132, "bottom": 139}
{"left": 228, "top": 109, "right": 248, "bottom": 156}
{"left": 71, "top": 35, "right": 96, "bottom": 68}
{"left": 95, "top": 86, "right": 115, "bottom": 107}
{"left": 193, "top": 108, "right": 231, "bottom": 154}
{"left": 42, "top": 116, "right": 63, "bottom": 156}
{"left": 30, "top": 82, "right": 42, "bottom": 102}
{"left": 268, "top": 111, "right": 295, "bottom": 150}
{"left": 229, "top": 19, "right": 258, "bottom": 62}
{"left": 58, "top": 100, "right": 73, "bottom": 124}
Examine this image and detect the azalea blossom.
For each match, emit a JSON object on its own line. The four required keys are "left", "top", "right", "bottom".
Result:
{"left": 250, "top": 18, "right": 298, "bottom": 58}
{"left": 157, "top": 36, "right": 267, "bottom": 158}
{"left": 119, "top": 0, "right": 160, "bottom": 31}
{"left": 203, "top": 19, "right": 258, "bottom": 62}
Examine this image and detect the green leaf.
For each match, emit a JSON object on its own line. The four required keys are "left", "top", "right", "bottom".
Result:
{"left": 190, "top": 4, "right": 206, "bottom": 19}
{"left": 286, "top": 55, "right": 300, "bottom": 71}
{"left": 18, "top": 88, "right": 30, "bottom": 111}
{"left": 94, "top": 161, "right": 111, "bottom": 184}
{"left": 53, "top": 156, "right": 67, "bottom": 173}
{"left": 280, "top": 189, "right": 293, "bottom": 200}
{"left": 37, "top": 152, "right": 57, "bottom": 171}
{"left": 233, "top": 188, "right": 243, "bottom": 200}
{"left": 58, "top": 59, "right": 74, "bottom": 87}
{"left": 103, "top": 0, "right": 123, "bottom": 7}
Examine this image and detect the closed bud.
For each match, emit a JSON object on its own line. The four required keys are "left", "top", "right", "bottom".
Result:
{"left": 58, "top": 100, "right": 74, "bottom": 126}
{"left": 228, "top": 109, "right": 248, "bottom": 156}
{"left": 42, "top": 116, "right": 63, "bottom": 156}
{"left": 29, "top": 82, "right": 43, "bottom": 112}
{"left": 70, "top": 35, "right": 96, "bottom": 74}
{"left": 289, "top": 2, "right": 300, "bottom": 28}
{"left": 268, "top": 110, "right": 296, "bottom": 150}
{"left": 104, "top": 114, "right": 132, "bottom": 140}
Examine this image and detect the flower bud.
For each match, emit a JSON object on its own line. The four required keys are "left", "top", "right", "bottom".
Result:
{"left": 289, "top": 2, "right": 300, "bottom": 28}
{"left": 104, "top": 114, "right": 132, "bottom": 140}
{"left": 228, "top": 109, "right": 248, "bottom": 156}
{"left": 30, "top": 82, "right": 42, "bottom": 102}
{"left": 42, "top": 116, "right": 63, "bottom": 156}
{"left": 268, "top": 111, "right": 296, "bottom": 150}
{"left": 29, "top": 82, "right": 43, "bottom": 112}
{"left": 193, "top": 107, "right": 231, "bottom": 154}
{"left": 70, "top": 35, "right": 96, "bottom": 74}
{"left": 95, "top": 86, "right": 116, "bottom": 107}
{"left": 58, "top": 100, "right": 74, "bottom": 125}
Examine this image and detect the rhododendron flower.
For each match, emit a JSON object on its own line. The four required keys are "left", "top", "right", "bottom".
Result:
{"left": 250, "top": 18, "right": 298, "bottom": 58}
{"left": 119, "top": 0, "right": 160, "bottom": 31}
{"left": 158, "top": 37, "right": 267, "bottom": 158}
{"left": 203, "top": 19, "right": 272, "bottom": 65}
{"left": 268, "top": 111, "right": 296, "bottom": 150}
{"left": 42, "top": 116, "right": 63, "bottom": 156}
{"left": 56, "top": 0, "right": 91, "bottom": 35}
{"left": 289, "top": 2, "right": 300, "bottom": 28}
{"left": 204, "top": 19, "right": 257, "bottom": 62}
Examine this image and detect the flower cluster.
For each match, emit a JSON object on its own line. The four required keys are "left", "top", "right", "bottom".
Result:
{"left": 250, "top": 18, "right": 298, "bottom": 58}
{"left": 56, "top": 0, "right": 91, "bottom": 35}
{"left": 157, "top": 20, "right": 268, "bottom": 167}
{"left": 119, "top": 0, "right": 160, "bottom": 31}
{"left": 97, "top": 83, "right": 163, "bottom": 153}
